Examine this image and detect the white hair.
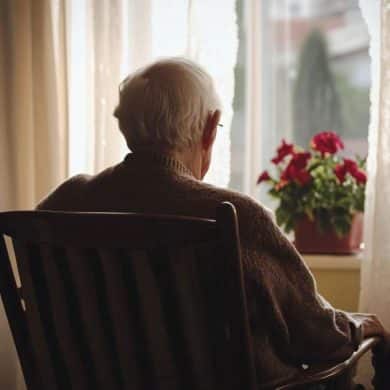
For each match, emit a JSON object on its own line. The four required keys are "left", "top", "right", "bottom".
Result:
{"left": 114, "top": 57, "right": 222, "bottom": 152}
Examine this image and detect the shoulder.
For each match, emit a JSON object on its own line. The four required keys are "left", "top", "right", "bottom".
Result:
{"left": 36, "top": 161, "right": 123, "bottom": 210}
{"left": 186, "top": 179, "right": 276, "bottom": 238}
{"left": 198, "top": 180, "right": 273, "bottom": 217}
{"left": 199, "top": 182, "right": 298, "bottom": 255}
{"left": 36, "top": 174, "right": 91, "bottom": 210}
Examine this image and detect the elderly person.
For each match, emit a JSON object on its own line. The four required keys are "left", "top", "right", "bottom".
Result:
{"left": 38, "top": 58, "right": 386, "bottom": 389}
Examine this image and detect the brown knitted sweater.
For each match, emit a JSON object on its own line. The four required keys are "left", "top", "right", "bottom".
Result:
{"left": 37, "top": 152, "right": 362, "bottom": 388}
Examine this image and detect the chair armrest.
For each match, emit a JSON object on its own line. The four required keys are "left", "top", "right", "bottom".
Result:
{"left": 275, "top": 337, "right": 380, "bottom": 389}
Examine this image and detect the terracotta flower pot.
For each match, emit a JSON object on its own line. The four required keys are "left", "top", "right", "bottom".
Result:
{"left": 294, "top": 213, "right": 363, "bottom": 255}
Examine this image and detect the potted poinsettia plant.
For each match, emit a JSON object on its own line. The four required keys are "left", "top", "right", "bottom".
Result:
{"left": 257, "top": 131, "right": 366, "bottom": 254}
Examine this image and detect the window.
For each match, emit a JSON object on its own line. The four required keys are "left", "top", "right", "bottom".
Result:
{"left": 229, "top": 0, "right": 370, "bottom": 210}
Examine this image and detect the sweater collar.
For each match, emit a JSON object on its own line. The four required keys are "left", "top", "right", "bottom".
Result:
{"left": 124, "top": 152, "right": 195, "bottom": 178}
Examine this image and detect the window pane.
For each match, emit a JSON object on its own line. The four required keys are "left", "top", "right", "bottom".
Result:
{"left": 229, "top": 0, "right": 370, "bottom": 209}
{"left": 266, "top": 0, "right": 369, "bottom": 149}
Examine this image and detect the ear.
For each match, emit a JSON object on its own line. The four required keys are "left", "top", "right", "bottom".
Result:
{"left": 201, "top": 110, "right": 221, "bottom": 150}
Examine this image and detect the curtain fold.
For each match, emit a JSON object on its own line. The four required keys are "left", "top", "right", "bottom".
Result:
{"left": 90, "top": 0, "right": 127, "bottom": 170}
{"left": 0, "top": 0, "right": 68, "bottom": 210}
{"left": 359, "top": 0, "right": 390, "bottom": 325}
{"left": 357, "top": 2, "right": 387, "bottom": 386}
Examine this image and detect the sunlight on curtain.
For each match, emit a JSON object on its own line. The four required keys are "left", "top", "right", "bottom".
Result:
{"left": 150, "top": 0, "right": 188, "bottom": 56}
{"left": 67, "top": 0, "right": 238, "bottom": 187}
{"left": 67, "top": 0, "right": 92, "bottom": 175}
{"left": 359, "top": 0, "right": 390, "bottom": 324}
{"left": 67, "top": 0, "right": 127, "bottom": 176}
{"left": 0, "top": 0, "right": 68, "bottom": 209}
{"left": 186, "top": 0, "right": 238, "bottom": 187}
{"left": 356, "top": 2, "right": 387, "bottom": 386}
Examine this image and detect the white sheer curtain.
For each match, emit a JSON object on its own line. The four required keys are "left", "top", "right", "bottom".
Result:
{"left": 68, "top": 0, "right": 238, "bottom": 187}
{"left": 186, "top": 1, "right": 238, "bottom": 186}
{"left": 67, "top": 0, "right": 127, "bottom": 175}
{"left": 357, "top": 2, "right": 388, "bottom": 386}
{"left": 359, "top": 0, "right": 390, "bottom": 325}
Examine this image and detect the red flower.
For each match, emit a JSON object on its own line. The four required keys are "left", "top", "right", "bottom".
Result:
{"left": 334, "top": 163, "right": 347, "bottom": 183}
{"left": 311, "top": 131, "right": 344, "bottom": 156}
{"left": 257, "top": 170, "right": 271, "bottom": 184}
{"left": 343, "top": 159, "right": 367, "bottom": 184}
{"left": 295, "top": 170, "right": 312, "bottom": 185}
{"left": 343, "top": 158, "right": 358, "bottom": 172}
{"left": 334, "top": 158, "right": 367, "bottom": 184}
{"left": 292, "top": 152, "right": 311, "bottom": 169}
{"left": 271, "top": 139, "right": 295, "bottom": 164}
{"left": 281, "top": 152, "right": 312, "bottom": 185}
{"left": 352, "top": 169, "right": 367, "bottom": 184}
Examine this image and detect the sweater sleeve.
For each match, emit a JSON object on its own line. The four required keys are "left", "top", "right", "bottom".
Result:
{"left": 234, "top": 195, "right": 362, "bottom": 365}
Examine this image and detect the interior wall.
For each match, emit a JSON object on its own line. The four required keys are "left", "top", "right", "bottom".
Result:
{"left": 311, "top": 268, "right": 360, "bottom": 312}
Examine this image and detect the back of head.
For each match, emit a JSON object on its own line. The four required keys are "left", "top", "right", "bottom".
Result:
{"left": 114, "top": 58, "right": 221, "bottom": 152}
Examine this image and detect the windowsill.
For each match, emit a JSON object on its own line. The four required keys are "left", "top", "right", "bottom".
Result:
{"left": 304, "top": 253, "right": 362, "bottom": 270}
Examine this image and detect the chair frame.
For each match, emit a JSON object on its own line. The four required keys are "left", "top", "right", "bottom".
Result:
{"left": 0, "top": 203, "right": 380, "bottom": 389}
{"left": 0, "top": 203, "right": 258, "bottom": 390}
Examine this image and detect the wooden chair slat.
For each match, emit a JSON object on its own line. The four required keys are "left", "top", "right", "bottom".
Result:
{"left": 131, "top": 250, "right": 181, "bottom": 389}
{"left": 39, "top": 245, "right": 90, "bottom": 390}
{"left": 98, "top": 249, "right": 140, "bottom": 389}
{"left": 66, "top": 248, "right": 120, "bottom": 390}
{"left": 13, "top": 241, "right": 59, "bottom": 390}
{"left": 167, "top": 246, "right": 217, "bottom": 389}
{"left": 147, "top": 247, "right": 197, "bottom": 390}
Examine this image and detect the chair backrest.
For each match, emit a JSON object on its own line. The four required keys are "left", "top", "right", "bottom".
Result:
{"left": 0, "top": 202, "right": 257, "bottom": 390}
